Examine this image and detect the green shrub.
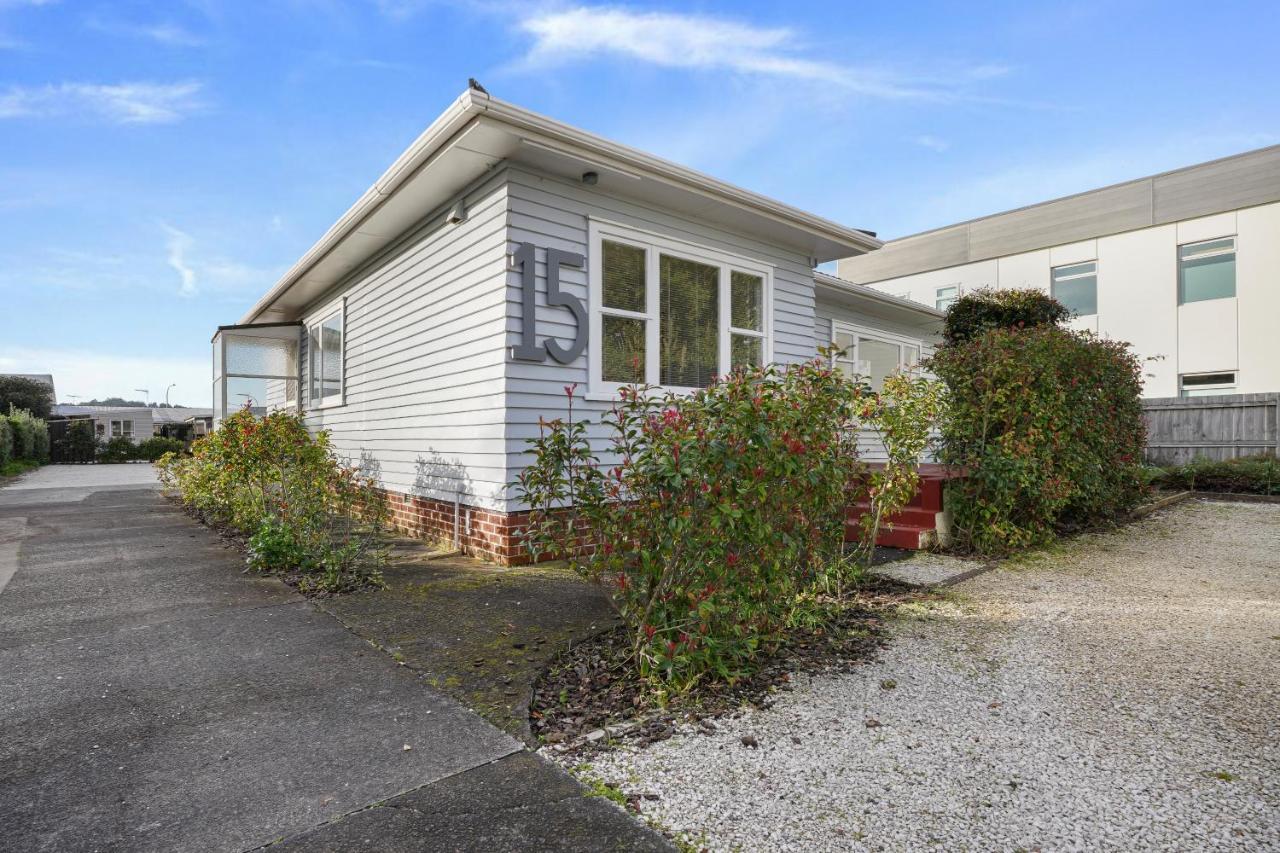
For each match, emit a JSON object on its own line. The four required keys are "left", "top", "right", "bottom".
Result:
{"left": 97, "top": 436, "right": 137, "bottom": 463}
{"left": 943, "top": 288, "right": 1071, "bottom": 345}
{"left": 0, "top": 418, "right": 11, "bottom": 467}
{"left": 516, "top": 360, "right": 874, "bottom": 690}
{"left": 157, "top": 409, "right": 387, "bottom": 594}
{"left": 7, "top": 409, "right": 35, "bottom": 459}
{"left": 1161, "top": 454, "right": 1280, "bottom": 495}
{"left": 56, "top": 419, "right": 98, "bottom": 463}
{"left": 928, "top": 321, "right": 1147, "bottom": 554}
{"left": 135, "top": 436, "right": 186, "bottom": 461}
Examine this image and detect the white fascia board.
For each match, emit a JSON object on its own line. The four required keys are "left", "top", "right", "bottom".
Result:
{"left": 815, "top": 272, "right": 944, "bottom": 320}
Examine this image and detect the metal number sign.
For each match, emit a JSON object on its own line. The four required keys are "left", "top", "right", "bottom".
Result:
{"left": 512, "top": 242, "right": 587, "bottom": 364}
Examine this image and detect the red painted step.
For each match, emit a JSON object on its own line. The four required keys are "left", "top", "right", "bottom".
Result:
{"left": 845, "top": 466, "right": 963, "bottom": 550}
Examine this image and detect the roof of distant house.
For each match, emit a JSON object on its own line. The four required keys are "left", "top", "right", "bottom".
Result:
{"left": 51, "top": 405, "right": 213, "bottom": 422}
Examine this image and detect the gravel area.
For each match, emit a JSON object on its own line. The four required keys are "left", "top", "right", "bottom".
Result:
{"left": 568, "top": 499, "right": 1280, "bottom": 851}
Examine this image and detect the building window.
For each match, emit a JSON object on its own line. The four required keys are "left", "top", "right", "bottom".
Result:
{"left": 935, "top": 285, "right": 958, "bottom": 311}
{"left": 831, "top": 324, "right": 922, "bottom": 393}
{"left": 95, "top": 422, "right": 106, "bottom": 438}
{"left": 110, "top": 420, "right": 133, "bottom": 438}
{"left": 308, "top": 299, "right": 345, "bottom": 408}
{"left": 1051, "top": 261, "right": 1098, "bottom": 316}
{"left": 1179, "top": 372, "right": 1236, "bottom": 397}
{"left": 590, "top": 224, "right": 770, "bottom": 392}
{"left": 1178, "top": 237, "right": 1235, "bottom": 304}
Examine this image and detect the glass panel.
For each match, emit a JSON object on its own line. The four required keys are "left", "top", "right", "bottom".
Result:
{"left": 226, "top": 376, "right": 299, "bottom": 417}
{"left": 1179, "top": 252, "right": 1235, "bottom": 303}
{"left": 212, "top": 378, "right": 223, "bottom": 423}
{"left": 602, "top": 315, "right": 646, "bottom": 384}
{"left": 730, "top": 271, "right": 762, "bottom": 331}
{"left": 321, "top": 313, "right": 343, "bottom": 398}
{"left": 1180, "top": 238, "right": 1234, "bottom": 259}
{"left": 858, "top": 336, "right": 902, "bottom": 393}
{"left": 212, "top": 339, "right": 222, "bottom": 380}
{"left": 223, "top": 334, "right": 298, "bottom": 377}
{"left": 308, "top": 326, "right": 321, "bottom": 402}
{"left": 1053, "top": 261, "right": 1096, "bottom": 279}
{"left": 936, "top": 286, "right": 958, "bottom": 311}
{"left": 1053, "top": 274, "right": 1097, "bottom": 316}
{"left": 730, "top": 334, "right": 762, "bottom": 370}
{"left": 903, "top": 345, "right": 920, "bottom": 367}
{"left": 833, "top": 331, "right": 856, "bottom": 357}
{"left": 660, "top": 254, "right": 719, "bottom": 387}
{"left": 1181, "top": 372, "right": 1236, "bottom": 387}
{"left": 602, "top": 240, "right": 646, "bottom": 313}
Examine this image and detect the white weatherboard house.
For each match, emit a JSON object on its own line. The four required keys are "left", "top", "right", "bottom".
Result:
{"left": 837, "top": 145, "right": 1280, "bottom": 399}
{"left": 214, "top": 90, "right": 941, "bottom": 563}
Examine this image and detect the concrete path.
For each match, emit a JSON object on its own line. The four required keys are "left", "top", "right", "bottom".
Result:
{"left": 0, "top": 466, "right": 670, "bottom": 852}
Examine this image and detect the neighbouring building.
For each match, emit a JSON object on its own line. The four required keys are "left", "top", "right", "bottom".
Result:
{"left": 214, "top": 89, "right": 943, "bottom": 563}
{"left": 837, "top": 145, "right": 1280, "bottom": 398}
{"left": 51, "top": 405, "right": 214, "bottom": 443}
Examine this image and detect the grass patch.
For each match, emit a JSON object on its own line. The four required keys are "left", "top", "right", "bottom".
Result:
{"left": 0, "top": 458, "right": 41, "bottom": 478}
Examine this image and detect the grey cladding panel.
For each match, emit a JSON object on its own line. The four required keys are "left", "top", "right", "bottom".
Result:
{"left": 837, "top": 225, "right": 967, "bottom": 282}
{"left": 1154, "top": 147, "right": 1280, "bottom": 224}
{"left": 968, "top": 180, "right": 1152, "bottom": 259}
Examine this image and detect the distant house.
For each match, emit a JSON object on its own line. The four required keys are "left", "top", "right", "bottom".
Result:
{"left": 213, "top": 90, "right": 943, "bottom": 563}
{"left": 51, "top": 405, "right": 214, "bottom": 443}
{"left": 837, "top": 145, "right": 1280, "bottom": 398}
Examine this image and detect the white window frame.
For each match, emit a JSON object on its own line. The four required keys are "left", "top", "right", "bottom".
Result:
{"left": 1177, "top": 236, "right": 1236, "bottom": 305}
{"left": 307, "top": 297, "right": 346, "bottom": 409}
{"left": 587, "top": 219, "right": 773, "bottom": 397}
{"left": 1050, "top": 260, "right": 1098, "bottom": 316}
{"left": 1179, "top": 371, "right": 1236, "bottom": 398}
{"left": 110, "top": 419, "right": 133, "bottom": 439}
{"left": 935, "top": 284, "right": 959, "bottom": 311}
{"left": 830, "top": 321, "right": 925, "bottom": 390}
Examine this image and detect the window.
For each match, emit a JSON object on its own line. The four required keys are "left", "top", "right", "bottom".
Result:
{"left": 308, "top": 300, "right": 344, "bottom": 407}
{"left": 1179, "top": 372, "right": 1236, "bottom": 397}
{"left": 1178, "top": 237, "right": 1235, "bottom": 304}
{"left": 935, "top": 285, "right": 959, "bottom": 311}
{"left": 591, "top": 224, "right": 770, "bottom": 392}
{"left": 831, "top": 324, "right": 922, "bottom": 393}
{"left": 95, "top": 422, "right": 105, "bottom": 438}
{"left": 1051, "top": 261, "right": 1098, "bottom": 316}
{"left": 110, "top": 420, "right": 133, "bottom": 438}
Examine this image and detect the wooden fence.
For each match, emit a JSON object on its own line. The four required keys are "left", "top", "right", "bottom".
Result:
{"left": 1142, "top": 393, "right": 1280, "bottom": 465}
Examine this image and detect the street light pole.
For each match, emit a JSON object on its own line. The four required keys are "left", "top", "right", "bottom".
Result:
{"left": 134, "top": 388, "right": 150, "bottom": 405}
{"left": 164, "top": 384, "right": 177, "bottom": 407}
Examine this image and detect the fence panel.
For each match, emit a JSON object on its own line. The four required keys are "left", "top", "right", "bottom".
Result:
{"left": 1143, "top": 393, "right": 1280, "bottom": 465}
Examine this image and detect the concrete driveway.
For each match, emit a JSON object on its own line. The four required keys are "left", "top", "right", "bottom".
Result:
{"left": 0, "top": 465, "right": 669, "bottom": 852}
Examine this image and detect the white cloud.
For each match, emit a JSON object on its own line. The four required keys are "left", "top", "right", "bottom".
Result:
{"left": 516, "top": 7, "right": 963, "bottom": 99}
{"left": 87, "top": 17, "right": 206, "bottom": 47}
{"left": 161, "top": 223, "right": 198, "bottom": 297}
{"left": 0, "top": 346, "right": 211, "bottom": 407}
{"left": 912, "top": 134, "right": 950, "bottom": 152}
{"left": 0, "top": 80, "right": 204, "bottom": 124}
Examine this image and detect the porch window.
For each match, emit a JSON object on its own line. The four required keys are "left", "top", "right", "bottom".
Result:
{"left": 211, "top": 322, "right": 302, "bottom": 426}
{"left": 591, "top": 223, "right": 771, "bottom": 393}
{"left": 308, "top": 299, "right": 345, "bottom": 408}
{"left": 831, "top": 324, "right": 922, "bottom": 393}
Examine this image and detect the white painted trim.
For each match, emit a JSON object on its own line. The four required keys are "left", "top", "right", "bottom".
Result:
{"left": 587, "top": 217, "right": 774, "bottom": 397}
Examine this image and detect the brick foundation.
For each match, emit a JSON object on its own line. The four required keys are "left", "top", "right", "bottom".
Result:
{"left": 382, "top": 490, "right": 535, "bottom": 566}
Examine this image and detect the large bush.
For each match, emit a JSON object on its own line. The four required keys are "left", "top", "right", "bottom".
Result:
{"left": 929, "top": 314, "right": 1147, "bottom": 553}
{"left": 943, "top": 288, "right": 1071, "bottom": 345}
{"left": 157, "top": 409, "right": 387, "bottom": 594}
{"left": 97, "top": 436, "right": 136, "bottom": 463}
{"left": 135, "top": 435, "right": 186, "bottom": 461}
{"left": 518, "top": 361, "right": 880, "bottom": 689}
{"left": 0, "top": 376, "right": 53, "bottom": 419}
{"left": 6, "top": 408, "right": 49, "bottom": 463}
{"left": 0, "top": 418, "right": 11, "bottom": 467}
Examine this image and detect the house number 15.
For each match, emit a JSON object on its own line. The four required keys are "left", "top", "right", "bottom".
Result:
{"left": 511, "top": 242, "right": 587, "bottom": 364}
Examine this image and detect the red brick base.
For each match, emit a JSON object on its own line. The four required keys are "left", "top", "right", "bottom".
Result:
{"left": 383, "top": 490, "right": 534, "bottom": 565}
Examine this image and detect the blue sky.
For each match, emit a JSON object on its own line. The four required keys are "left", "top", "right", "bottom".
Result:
{"left": 1, "top": 0, "right": 1276, "bottom": 405}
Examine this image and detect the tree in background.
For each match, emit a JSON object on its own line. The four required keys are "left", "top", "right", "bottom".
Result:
{"left": 0, "top": 377, "right": 53, "bottom": 420}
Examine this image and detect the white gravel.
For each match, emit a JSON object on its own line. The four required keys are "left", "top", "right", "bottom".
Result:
{"left": 568, "top": 499, "right": 1280, "bottom": 851}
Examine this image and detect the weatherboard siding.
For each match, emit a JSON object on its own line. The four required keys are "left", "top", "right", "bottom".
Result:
{"left": 500, "top": 166, "right": 821, "bottom": 512}
{"left": 299, "top": 171, "right": 512, "bottom": 510}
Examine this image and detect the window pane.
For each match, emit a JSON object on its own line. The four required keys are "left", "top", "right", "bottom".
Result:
{"left": 730, "top": 271, "right": 762, "bottom": 331}
{"left": 1179, "top": 252, "right": 1235, "bottom": 303}
{"left": 858, "top": 336, "right": 901, "bottom": 393}
{"left": 936, "top": 286, "right": 958, "bottom": 311}
{"left": 602, "top": 315, "right": 646, "bottom": 383}
{"left": 730, "top": 334, "right": 762, "bottom": 371}
{"left": 308, "top": 326, "right": 321, "bottom": 401}
{"left": 903, "top": 345, "right": 920, "bottom": 367}
{"left": 833, "top": 331, "right": 856, "bottom": 356}
{"left": 1180, "top": 238, "right": 1234, "bottom": 259}
{"left": 660, "top": 254, "right": 719, "bottom": 387}
{"left": 321, "top": 313, "right": 343, "bottom": 398}
{"left": 1052, "top": 265, "right": 1098, "bottom": 316}
{"left": 223, "top": 334, "right": 298, "bottom": 377}
{"left": 602, "top": 240, "right": 646, "bottom": 313}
